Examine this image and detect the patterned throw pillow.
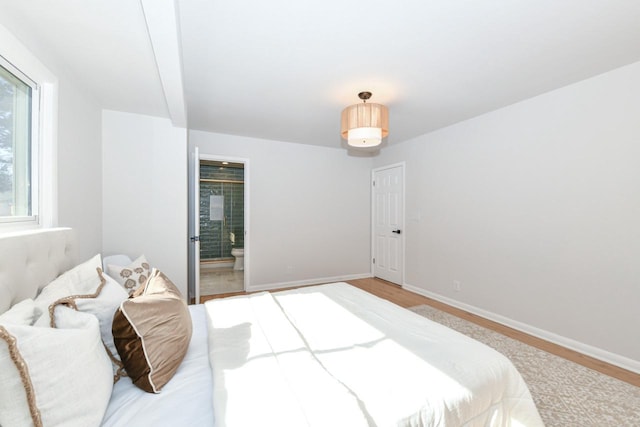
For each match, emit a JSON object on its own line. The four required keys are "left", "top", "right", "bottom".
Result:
{"left": 108, "top": 255, "right": 151, "bottom": 295}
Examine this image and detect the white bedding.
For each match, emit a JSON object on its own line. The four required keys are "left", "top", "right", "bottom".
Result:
{"left": 205, "top": 283, "right": 544, "bottom": 426}
{"left": 1, "top": 229, "right": 542, "bottom": 426}
{"left": 101, "top": 305, "right": 214, "bottom": 426}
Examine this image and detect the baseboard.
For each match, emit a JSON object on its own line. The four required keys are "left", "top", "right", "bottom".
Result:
{"left": 246, "top": 273, "right": 371, "bottom": 293}
{"left": 402, "top": 283, "right": 640, "bottom": 375}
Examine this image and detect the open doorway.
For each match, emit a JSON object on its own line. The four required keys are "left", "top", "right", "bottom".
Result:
{"left": 198, "top": 160, "right": 245, "bottom": 296}
{"left": 189, "top": 151, "right": 249, "bottom": 303}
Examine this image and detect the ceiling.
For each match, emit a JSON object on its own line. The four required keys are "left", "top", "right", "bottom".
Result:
{"left": 1, "top": 0, "right": 640, "bottom": 149}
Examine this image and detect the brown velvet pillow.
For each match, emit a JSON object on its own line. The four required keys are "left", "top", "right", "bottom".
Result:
{"left": 112, "top": 269, "right": 192, "bottom": 393}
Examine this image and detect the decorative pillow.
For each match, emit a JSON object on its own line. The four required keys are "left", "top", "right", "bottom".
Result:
{"left": 47, "top": 268, "right": 129, "bottom": 379}
{"left": 102, "top": 254, "right": 132, "bottom": 273}
{"left": 0, "top": 299, "right": 41, "bottom": 325}
{"left": 32, "top": 254, "right": 129, "bottom": 377}
{"left": 34, "top": 254, "right": 103, "bottom": 310}
{"left": 112, "top": 268, "right": 192, "bottom": 393}
{"left": 0, "top": 306, "right": 113, "bottom": 427}
{"left": 108, "top": 255, "right": 151, "bottom": 295}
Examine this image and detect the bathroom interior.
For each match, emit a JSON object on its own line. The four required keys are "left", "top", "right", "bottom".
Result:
{"left": 199, "top": 160, "right": 244, "bottom": 296}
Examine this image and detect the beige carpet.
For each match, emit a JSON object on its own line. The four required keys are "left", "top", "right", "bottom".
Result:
{"left": 409, "top": 305, "right": 640, "bottom": 427}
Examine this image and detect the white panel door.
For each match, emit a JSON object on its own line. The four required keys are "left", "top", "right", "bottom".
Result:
{"left": 373, "top": 165, "right": 404, "bottom": 284}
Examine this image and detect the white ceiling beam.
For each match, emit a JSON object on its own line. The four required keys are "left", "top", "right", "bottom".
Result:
{"left": 140, "top": 0, "right": 187, "bottom": 128}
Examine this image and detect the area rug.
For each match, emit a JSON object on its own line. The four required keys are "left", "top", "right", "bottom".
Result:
{"left": 409, "top": 305, "right": 640, "bottom": 426}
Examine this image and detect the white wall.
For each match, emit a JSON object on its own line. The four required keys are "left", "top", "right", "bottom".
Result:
{"left": 57, "top": 79, "right": 103, "bottom": 259}
{"left": 376, "top": 61, "right": 640, "bottom": 368}
{"left": 102, "top": 110, "right": 188, "bottom": 299}
{"left": 190, "top": 131, "right": 372, "bottom": 290}
{"left": 0, "top": 21, "right": 103, "bottom": 259}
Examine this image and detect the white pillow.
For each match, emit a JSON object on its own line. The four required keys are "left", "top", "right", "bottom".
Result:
{"left": 34, "top": 255, "right": 129, "bottom": 377}
{"left": 83, "top": 272, "right": 129, "bottom": 368}
{"left": 34, "top": 254, "right": 103, "bottom": 311}
{"left": 108, "top": 255, "right": 151, "bottom": 295}
{"left": 0, "top": 299, "right": 41, "bottom": 325}
{"left": 0, "top": 307, "right": 113, "bottom": 427}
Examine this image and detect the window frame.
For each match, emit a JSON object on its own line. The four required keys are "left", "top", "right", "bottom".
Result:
{"left": 0, "top": 24, "right": 57, "bottom": 233}
{"left": 0, "top": 55, "right": 40, "bottom": 225}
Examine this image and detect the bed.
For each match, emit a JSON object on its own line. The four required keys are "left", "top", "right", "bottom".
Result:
{"left": 0, "top": 228, "right": 544, "bottom": 426}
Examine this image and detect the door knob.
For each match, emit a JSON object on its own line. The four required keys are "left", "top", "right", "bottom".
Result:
{"left": 392, "top": 229, "right": 402, "bottom": 234}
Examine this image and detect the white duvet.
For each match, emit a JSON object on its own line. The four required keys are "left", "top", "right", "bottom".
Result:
{"left": 101, "top": 305, "right": 214, "bottom": 426}
{"left": 205, "top": 282, "right": 544, "bottom": 427}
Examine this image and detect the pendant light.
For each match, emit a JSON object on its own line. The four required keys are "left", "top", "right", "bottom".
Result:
{"left": 341, "top": 91, "right": 388, "bottom": 148}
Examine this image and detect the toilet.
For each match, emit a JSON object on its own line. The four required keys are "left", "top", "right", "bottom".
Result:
{"left": 231, "top": 248, "right": 244, "bottom": 270}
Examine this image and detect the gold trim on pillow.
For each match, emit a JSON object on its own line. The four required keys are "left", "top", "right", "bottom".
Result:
{"left": 47, "top": 267, "right": 127, "bottom": 383}
{"left": 47, "top": 267, "right": 107, "bottom": 328}
{"left": 0, "top": 326, "right": 43, "bottom": 427}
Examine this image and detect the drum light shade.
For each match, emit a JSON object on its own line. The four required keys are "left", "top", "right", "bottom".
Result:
{"left": 341, "top": 92, "right": 388, "bottom": 148}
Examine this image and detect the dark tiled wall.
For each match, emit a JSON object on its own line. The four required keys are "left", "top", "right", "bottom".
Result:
{"left": 199, "top": 164, "right": 244, "bottom": 260}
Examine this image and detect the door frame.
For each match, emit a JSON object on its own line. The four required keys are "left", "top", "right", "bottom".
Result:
{"left": 371, "top": 162, "right": 406, "bottom": 285}
{"left": 189, "top": 151, "right": 250, "bottom": 303}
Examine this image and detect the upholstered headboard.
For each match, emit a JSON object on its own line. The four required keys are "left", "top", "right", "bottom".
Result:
{"left": 0, "top": 227, "right": 77, "bottom": 314}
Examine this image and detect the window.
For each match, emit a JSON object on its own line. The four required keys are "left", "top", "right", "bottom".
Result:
{"left": 0, "top": 57, "right": 39, "bottom": 224}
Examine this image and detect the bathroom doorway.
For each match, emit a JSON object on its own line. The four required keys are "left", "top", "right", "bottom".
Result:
{"left": 194, "top": 155, "right": 248, "bottom": 299}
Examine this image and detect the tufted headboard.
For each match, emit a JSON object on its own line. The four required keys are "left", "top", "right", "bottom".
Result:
{"left": 0, "top": 227, "right": 77, "bottom": 314}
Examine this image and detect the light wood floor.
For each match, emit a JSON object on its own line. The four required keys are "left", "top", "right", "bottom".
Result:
{"left": 201, "top": 277, "right": 640, "bottom": 387}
